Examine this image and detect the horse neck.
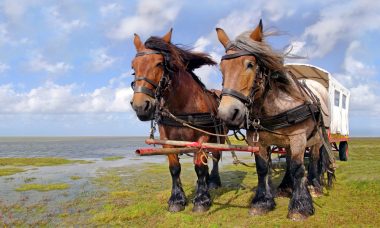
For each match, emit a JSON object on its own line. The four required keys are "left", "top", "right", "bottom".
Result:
{"left": 258, "top": 76, "right": 305, "bottom": 117}
{"left": 164, "top": 70, "right": 216, "bottom": 114}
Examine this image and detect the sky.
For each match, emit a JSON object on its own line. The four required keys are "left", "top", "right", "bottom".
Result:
{"left": 0, "top": 0, "right": 379, "bottom": 136}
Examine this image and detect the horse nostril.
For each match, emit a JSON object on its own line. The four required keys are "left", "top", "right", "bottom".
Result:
{"left": 231, "top": 109, "right": 239, "bottom": 121}
{"left": 144, "top": 100, "right": 150, "bottom": 111}
{"left": 130, "top": 101, "right": 133, "bottom": 106}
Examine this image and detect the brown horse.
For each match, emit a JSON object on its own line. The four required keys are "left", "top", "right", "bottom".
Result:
{"left": 216, "top": 20, "right": 335, "bottom": 220}
{"left": 130, "top": 29, "right": 224, "bottom": 212}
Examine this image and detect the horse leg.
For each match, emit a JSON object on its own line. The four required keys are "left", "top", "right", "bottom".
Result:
{"left": 192, "top": 151, "right": 211, "bottom": 212}
{"left": 249, "top": 146, "right": 276, "bottom": 215}
{"left": 307, "top": 144, "right": 323, "bottom": 197}
{"left": 319, "top": 143, "right": 335, "bottom": 189}
{"left": 287, "top": 141, "right": 314, "bottom": 220}
{"left": 277, "top": 154, "right": 293, "bottom": 197}
{"left": 167, "top": 153, "right": 187, "bottom": 212}
{"left": 208, "top": 150, "right": 221, "bottom": 189}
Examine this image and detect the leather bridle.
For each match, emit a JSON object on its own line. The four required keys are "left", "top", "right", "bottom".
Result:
{"left": 131, "top": 50, "right": 170, "bottom": 99}
{"left": 220, "top": 49, "right": 263, "bottom": 108}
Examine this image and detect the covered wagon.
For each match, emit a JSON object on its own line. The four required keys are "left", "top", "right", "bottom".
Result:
{"left": 286, "top": 63, "right": 350, "bottom": 160}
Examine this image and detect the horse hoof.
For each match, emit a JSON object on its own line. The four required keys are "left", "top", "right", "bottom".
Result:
{"left": 287, "top": 212, "right": 309, "bottom": 221}
{"left": 168, "top": 204, "right": 185, "bottom": 212}
{"left": 276, "top": 188, "right": 292, "bottom": 198}
{"left": 192, "top": 205, "right": 210, "bottom": 213}
{"left": 308, "top": 186, "right": 323, "bottom": 198}
{"left": 249, "top": 207, "right": 270, "bottom": 216}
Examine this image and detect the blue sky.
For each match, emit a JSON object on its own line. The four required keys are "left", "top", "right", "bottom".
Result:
{"left": 0, "top": 0, "right": 379, "bottom": 136}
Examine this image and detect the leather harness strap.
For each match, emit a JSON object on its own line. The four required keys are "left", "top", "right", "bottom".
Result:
{"left": 135, "top": 51, "right": 162, "bottom": 57}
{"left": 254, "top": 103, "right": 320, "bottom": 131}
{"left": 158, "top": 112, "right": 223, "bottom": 129}
{"left": 220, "top": 46, "right": 323, "bottom": 133}
{"left": 221, "top": 50, "right": 256, "bottom": 60}
{"left": 221, "top": 88, "right": 252, "bottom": 105}
{"left": 132, "top": 51, "right": 163, "bottom": 98}
{"left": 133, "top": 86, "right": 155, "bottom": 98}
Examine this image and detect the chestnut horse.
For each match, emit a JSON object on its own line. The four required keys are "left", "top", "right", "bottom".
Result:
{"left": 216, "top": 20, "right": 335, "bottom": 220}
{"left": 130, "top": 29, "right": 224, "bottom": 212}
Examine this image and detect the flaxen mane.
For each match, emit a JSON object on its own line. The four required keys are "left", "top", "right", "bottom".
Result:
{"left": 144, "top": 36, "right": 216, "bottom": 88}
{"left": 231, "top": 31, "right": 304, "bottom": 98}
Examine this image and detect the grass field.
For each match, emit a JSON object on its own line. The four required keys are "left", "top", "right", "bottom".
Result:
{"left": 1, "top": 138, "right": 380, "bottom": 226}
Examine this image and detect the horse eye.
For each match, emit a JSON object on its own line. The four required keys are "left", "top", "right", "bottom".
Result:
{"left": 247, "top": 62, "right": 254, "bottom": 69}
{"left": 156, "top": 62, "right": 163, "bottom": 67}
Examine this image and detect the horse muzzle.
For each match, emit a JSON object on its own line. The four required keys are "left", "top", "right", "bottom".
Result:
{"left": 131, "top": 99, "right": 156, "bottom": 121}
{"left": 217, "top": 97, "right": 246, "bottom": 129}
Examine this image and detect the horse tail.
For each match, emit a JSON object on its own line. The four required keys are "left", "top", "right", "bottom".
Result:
{"left": 319, "top": 144, "right": 335, "bottom": 189}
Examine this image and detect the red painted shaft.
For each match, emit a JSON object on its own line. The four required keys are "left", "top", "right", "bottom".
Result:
{"left": 145, "top": 139, "right": 259, "bottom": 153}
{"left": 136, "top": 147, "right": 197, "bottom": 156}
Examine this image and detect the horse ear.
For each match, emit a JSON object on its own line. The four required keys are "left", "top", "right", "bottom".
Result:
{"left": 250, "top": 19, "right": 263, "bottom": 42}
{"left": 133, "top": 33, "right": 144, "bottom": 51}
{"left": 162, "top": 28, "right": 173, "bottom": 43}
{"left": 216, "top": 28, "right": 230, "bottom": 49}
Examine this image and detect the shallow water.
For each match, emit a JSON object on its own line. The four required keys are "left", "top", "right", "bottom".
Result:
{"left": 0, "top": 136, "right": 259, "bottom": 220}
{"left": 0, "top": 137, "right": 149, "bottom": 159}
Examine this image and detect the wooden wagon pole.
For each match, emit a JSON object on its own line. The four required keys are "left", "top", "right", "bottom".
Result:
{"left": 145, "top": 139, "right": 259, "bottom": 153}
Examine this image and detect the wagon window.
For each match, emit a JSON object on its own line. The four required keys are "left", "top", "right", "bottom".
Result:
{"left": 334, "top": 90, "right": 340, "bottom": 107}
{"left": 342, "top": 94, "right": 347, "bottom": 109}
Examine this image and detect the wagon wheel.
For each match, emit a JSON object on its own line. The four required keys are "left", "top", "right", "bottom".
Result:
{"left": 338, "top": 141, "right": 348, "bottom": 161}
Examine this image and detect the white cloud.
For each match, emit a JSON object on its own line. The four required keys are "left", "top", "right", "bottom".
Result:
{"left": 301, "top": 0, "right": 380, "bottom": 57}
{"left": 46, "top": 6, "right": 87, "bottom": 34}
{"left": 0, "top": 62, "right": 10, "bottom": 73}
{"left": 0, "top": 80, "right": 134, "bottom": 114}
{"left": 334, "top": 41, "right": 376, "bottom": 88}
{"left": 0, "top": 0, "right": 39, "bottom": 22}
{"left": 216, "top": 10, "right": 261, "bottom": 39}
{"left": 343, "top": 41, "right": 376, "bottom": 77}
{"left": 350, "top": 84, "right": 377, "bottom": 112}
{"left": 332, "top": 40, "right": 379, "bottom": 116}
{"left": 108, "top": 0, "right": 182, "bottom": 40}
{"left": 0, "top": 23, "right": 30, "bottom": 47}
{"left": 28, "top": 54, "right": 73, "bottom": 74}
{"left": 90, "top": 48, "right": 117, "bottom": 71}
{"left": 193, "top": 36, "right": 211, "bottom": 52}
{"left": 263, "top": 0, "right": 296, "bottom": 22}
{"left": 100, "top": 3, "right": 123, "bottom": 17}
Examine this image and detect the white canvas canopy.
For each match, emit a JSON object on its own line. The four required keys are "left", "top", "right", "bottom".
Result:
{"left": 285, "top": 63, "right": 350, "bottom": 136}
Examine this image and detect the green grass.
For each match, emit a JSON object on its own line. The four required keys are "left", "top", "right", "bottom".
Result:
{"left": 0, "top": 167, "right": 25, "bottom": 176}
{"left": 1, "top": 138, "right": 380, "bottom": 226}
{"left": 102, "top": 156, "right": 124, "bottom": 161}
{"left": 15, "top": 183, "right": 70, "bottom": 192}
{"left": 70, "top": 175, "right": 82, "bottom": 180}
{"left": 84, "top": 138, "right": 380, "bottom": 227}
{"left": 0, "top": 157, "right": 91, "bottom": 167}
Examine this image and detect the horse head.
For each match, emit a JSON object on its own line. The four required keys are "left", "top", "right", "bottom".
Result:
{"left": 130, "top": 29, "right": 173, "bottom": 121}
{"left": 216, "top": 20, "right": 264, "bottom": 128}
